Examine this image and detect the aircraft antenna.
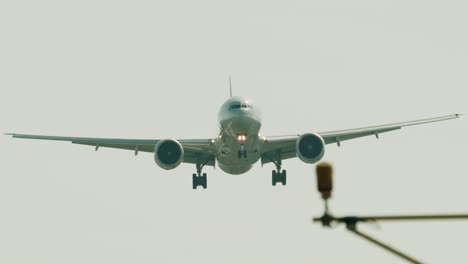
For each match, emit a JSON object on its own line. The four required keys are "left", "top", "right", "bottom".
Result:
{"left": 229, "top": 76, "right": 233, "bottom": 98}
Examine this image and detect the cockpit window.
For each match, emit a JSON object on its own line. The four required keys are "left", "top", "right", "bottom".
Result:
{"left": 229, "top": 103, "right": 253, "bottom": 110}
{"left": 229, "top": 104, "right": 241, "bottom": 110}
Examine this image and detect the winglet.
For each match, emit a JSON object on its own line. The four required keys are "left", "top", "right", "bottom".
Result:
{"left": 455, "top": 113, "right": 464, "bottom": 118}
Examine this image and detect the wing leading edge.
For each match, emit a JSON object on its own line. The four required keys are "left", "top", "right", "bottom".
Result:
{"left": 5, "top": 133, "right": 216, "bottom": 167}
{"left": 5, "top": 133, "right": 159, "bottom": 152}
{"left": 261, "top": 114, "right": 462, "bottom": 165}
{"left": 319, "top": 114, "right": 462, "bottom": 145}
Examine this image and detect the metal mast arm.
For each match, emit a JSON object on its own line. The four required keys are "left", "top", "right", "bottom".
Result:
{"left": 351, "top": 214, "right": 468, "bottom": 221}
{"left": 346, "top": 223, "right": 422, "bottom": 264}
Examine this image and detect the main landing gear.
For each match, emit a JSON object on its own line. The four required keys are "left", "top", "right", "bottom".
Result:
{"left": 272, "top": 160, "right": 286, "bottom": 186}
{"left": 192, "top": 162, "right": 207, "bottom": 189}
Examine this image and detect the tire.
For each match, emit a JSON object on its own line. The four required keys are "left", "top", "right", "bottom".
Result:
{"left": 202, "top": 173, "right": 207, "bottom": 189}
{"left": 192, "top": 173, "right": 197, "bottom": 189}
{"left": 281, "top": 170, "right": 287, "bottom": 185}
{"left": 272, "top": 170, "right": 277, "bottom": 186}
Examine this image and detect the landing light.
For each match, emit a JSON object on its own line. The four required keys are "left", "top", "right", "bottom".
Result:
{"left": 237, "top": 135, "right": 247, "bottom": 142}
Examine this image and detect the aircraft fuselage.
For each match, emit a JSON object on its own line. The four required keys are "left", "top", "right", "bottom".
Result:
{"left": 216, "top": 97, "right": 262, "bottom": 174}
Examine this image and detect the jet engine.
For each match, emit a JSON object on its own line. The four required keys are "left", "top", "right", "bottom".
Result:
{"left": 296, "top": 133, "right": 325, "bottom": 164}
{"left": 154, "top": 139, "right": 184, "bottom": 170}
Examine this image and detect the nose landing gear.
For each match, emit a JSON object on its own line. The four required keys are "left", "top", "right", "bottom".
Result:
{"left": 238, "top": 145, "right": 247, "bottom": 159}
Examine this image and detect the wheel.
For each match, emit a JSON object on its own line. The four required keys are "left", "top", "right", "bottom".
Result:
{"left": 272, "top": 170, "right": 277, "bottom": 186}
{"left": 192, "top": 173, "right": 197, "bottom": 189}
{"left": 202, "top": 173, "right": 207, "bottom": 189}
{"left": 281, "top": 170, "right": 287, "bottom": 185}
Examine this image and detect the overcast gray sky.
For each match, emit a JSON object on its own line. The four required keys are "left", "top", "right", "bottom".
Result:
{"left": 1, "top": 0, "right": 467, "bottom": 263}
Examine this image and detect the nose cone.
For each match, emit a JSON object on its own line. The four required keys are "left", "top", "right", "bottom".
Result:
{"left": 218, "top": 96, "right": 261, "bottom": 123}
{"left": 218, "top": 96, "right": 262, "bottom": 136}
{"left": 225, "top": 115, "right": 258, "bottom": 132}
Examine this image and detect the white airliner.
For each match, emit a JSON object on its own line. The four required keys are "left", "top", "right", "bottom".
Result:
{"left": 6, "top": 96, "right": 462, "bottom": 189}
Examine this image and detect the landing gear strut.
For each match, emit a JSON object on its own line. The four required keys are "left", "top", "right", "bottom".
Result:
{"left": 272, "top": 160, "right": 286, "bottom": 186}
{"left": 238, "top": 144, "right": 247, "bottom": 159}
{"left": 192, "top": 162, "right": 207, "bottom": 189}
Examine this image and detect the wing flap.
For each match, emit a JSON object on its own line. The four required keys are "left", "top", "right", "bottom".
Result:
{"left": 73, "top": 141, "right": 156, "bottom": 152}
{"left": 321, "top": 127, "right": 399, "bottom": 144}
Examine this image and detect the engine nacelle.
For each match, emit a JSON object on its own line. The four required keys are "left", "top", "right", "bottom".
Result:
{"left": 154, "top": 139, "right": 184, "bottom": 170}
{"left": 296, "top": 133, "right": 325, "bottom": 164}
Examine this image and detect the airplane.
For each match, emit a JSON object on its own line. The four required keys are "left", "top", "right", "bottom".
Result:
{"left": 6, "top": 96, "right": 462, "bottom": 189}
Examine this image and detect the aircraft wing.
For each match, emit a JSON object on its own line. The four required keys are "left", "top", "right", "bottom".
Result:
{"left": 261, "top": 114, "right": 462, "bottom": 165}
{"left": 5, "top": 133, "right": 216, "bottom": 167}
